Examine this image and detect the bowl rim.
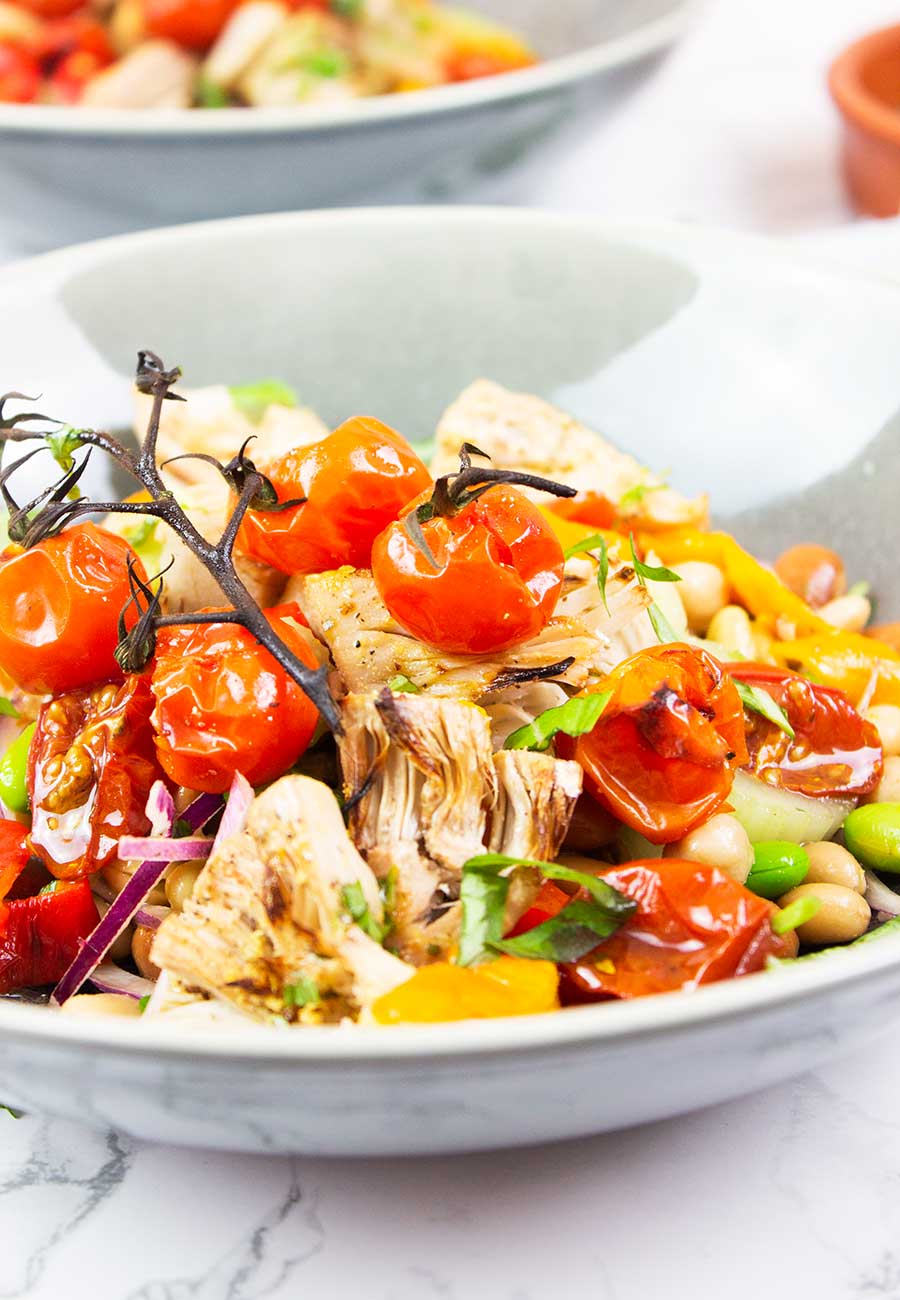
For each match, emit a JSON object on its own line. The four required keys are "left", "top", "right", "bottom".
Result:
{"left": 829, "top": 21, "right": 900, "bottom": 147}
{"left": 2, "top": 203, "right": 900, "bottom": 1064}
{"left": 0, "top": 0, "right": 695, "bottom": 137}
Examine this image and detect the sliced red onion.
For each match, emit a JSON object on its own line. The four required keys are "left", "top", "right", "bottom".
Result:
{"left": 89, "top": 962, "right": 155, "bottom": 1001}
{"left": 146, "top": 780, "right": 175, "bottom": 838}
{"left": 865, "top": 870, "right": 900, "bottom": 918}
{"left": 51, "top": 790, "right": 223, "bottom": 1006}
{"left": 117, "top": 835, "right": 214, "bottom": 861}
{"left": 210, "top": 772, "right": 254, "bottom": 855}
{"left": 134, "top": 904, "right": 170, "bottom": 931}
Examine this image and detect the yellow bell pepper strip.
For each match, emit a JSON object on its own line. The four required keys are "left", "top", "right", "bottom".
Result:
{"left": 641, "top": 529, "right": 900, "bottom": 706}
{"left": 537, "top": 506, "right": 627, "bottom": 558}
{"left": 371, "top": 956, "right": 559, "bottom": 1025}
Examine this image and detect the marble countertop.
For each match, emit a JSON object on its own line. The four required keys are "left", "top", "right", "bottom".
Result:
{"left": 6, "top": 0, "right": 900, "bottom": 1295}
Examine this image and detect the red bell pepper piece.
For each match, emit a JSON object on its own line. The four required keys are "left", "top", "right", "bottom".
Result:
{"left": 0, "top": 819, "right": 29, "bottom": 903}
{"left": 0, "top": 878, "right": 98, "bottom": 993}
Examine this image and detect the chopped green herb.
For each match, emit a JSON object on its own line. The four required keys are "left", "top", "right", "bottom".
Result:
{"left": 772, "top": 894, "right": 820, "bottom": 935}
{"left": 0, "top": 1105, "right": 22, "bottom": 1119}
{"left": 563, "top": 532, "right": 607, "bottom": 561}
{"left": 733, "top": 678, "right": 795, "bottom": 740}
{"left": 619, "top": 481, "right": 664, "bottom": 509}
{"left": 283, "top": 975, "right": 320, "bottom": 1008}
{"left": 331, "top": 0, "right": 362, "bottom": 15}
{"left": 628, "top": 533, "right": 682, "bottom": 585}
{"left": 125, "top": 518, "right": 159, "bottom": 550}
{"left": 138, "top": 994, "right": 151, "bottom": 1014}
{"left": 196, "top": 76, "right": 230, "bottom": 108}
{"left": 341, "top": 881, "right": 388, "bottom": 943}
{"left": 503, "top": 692, "right": 611, "bottom": 753}
{"left": 229, "top": 379, "right": 298, "bottom": 424}
{"left": 38, "top": 880, "right": 63, "bottom": 896}
{"left": 387, "top": 674, "right": 422, "bottom": 694}
{"left": 173, "top": 818, "right": 192, "bottom": 839}
{"left": 0, "top": 697, "right": 19, "bottom": 719}
{"left": 299, "top": 48, "right": 350, "bottom": 78}
{"left": 457, "top": 853, "right": 635, "bottom": 966}
{"left": 562, "top": 533, "right": 611, "bottom": 614}
{"left": 380, "top": 866, "right": 398, "bottom": 927}
{"left": 647, "top": 602, "right": 680, "bottom": 644}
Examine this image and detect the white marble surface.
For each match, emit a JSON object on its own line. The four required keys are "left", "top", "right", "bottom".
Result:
{"left": 6, "top": 1, "right": 900, "bottom": 1296}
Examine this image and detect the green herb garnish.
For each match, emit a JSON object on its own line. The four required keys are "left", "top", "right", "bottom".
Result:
{"left": 283, "top": 975, "right": 320, "bottom": 1008}
{"left": 331, "top": 0, "right": 362, "bottom": 16}
{"left": 733, "top": 679, "right": 795, "bottom": 740}
{"left": 0, "top": 697, "right": 19, "bottom": 719}
{"left": 0, "top": 1104, "right": 22, "bottom": 1118}
{"left": 504, "top": 692, "right": 611, "bottom": 753}
{"left": 619, "top": 480, "right": 664, "bottom": 509}
{"left": 196, "top": 76, "right": 230, "bottom": 108}
{"left": 300, "top": 48, "right": 350, "bottom": 78}
{"left": 458, "top": 853, "right": 635, "bottom": 966}
{"left": 138, "top": 994, "right": 151, "bottom": 1013}
{"left": 387, "top": 674, "right": 422, "bottom": 694}
{"left": 229, "top": 379, "right": 298, "bottom": 424}
{"left": 628, "top": 533, "right": 681, "bottom": 585}
{"left": 563, "top": 532, "right": 607, "bottom": 561}
{"left": 847, "top": 580, "right": 871, "bottom": 598}
{"left": 562, "top": 533, "right": 611, "bottom": 615}
{"left": 341, "top": 881, "right": 389, "bottom": 943}
{"left": 647, "top": 603, "right": 680, "bottom": 644}
{"left": 772, "top": 894, "right": 820, "bottom": 935}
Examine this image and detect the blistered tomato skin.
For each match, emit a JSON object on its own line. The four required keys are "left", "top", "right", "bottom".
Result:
{"left": 559, "top": 645, "right": 748, "bottom": 844}
{"left": 0, "top": 523, "right": 145, "bottom": 696}
{"left": 237, "top": 417, "right": 432, "bottom": 576}
{"left": 559, "top": 858, "right": 791, "bottom": 1002}
{"left": 150, "top": 603, "right": 319, "bottom": 793}
{"left": 28, "top": 676, "right": 163, "bottom": 879}
{"left": 372, "top": 484, "right": 565, "bottom": 654}
{"left": 726, "top": 663, "right": 883, "bottom": 799}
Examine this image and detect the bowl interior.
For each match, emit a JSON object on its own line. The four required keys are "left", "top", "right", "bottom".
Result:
{"left": 7, "top": 209, "right": 898, "bottom": 618}
{"left": 467, "top": 0, "right": 683, "bottom": 58}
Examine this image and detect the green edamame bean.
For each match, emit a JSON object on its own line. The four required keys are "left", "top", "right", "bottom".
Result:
{"left": 843, "top": 803, "right": 900, "bottom": 874}
{"left": 745, "top": 841, "right": 810, "bottom": 900}
{"left": 0, "top": 722, "right": 35, "bottom": 814}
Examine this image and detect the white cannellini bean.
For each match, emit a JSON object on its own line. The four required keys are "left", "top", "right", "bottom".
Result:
{"left": 802, "top": 841, "right": 866, "bottom": 894}
{"left": 862, "top": 756, "right": 900, "bottom": 805}
{"left": 81, "top": 41, "right": 197, "bottom": 108}
{"left": 59, "top": 993, "right": 141, "bottom": 1018}
{"left": 818, "top": 593, "right": 872, "bottom": 633}
{"left": 674, "top": 561, "right": 728, "bottom": 634}
{"left": 706, "top": 605, "right": 756, "bottom": 661}
{"left": 865, "top": 704, "right": 900, "bottom": 757}
{"left": 664, "top": 813, "right": 753, "bottom": 884}
{"left": 778, "top": 883, "right": 870, "bottom": 945}
{"left": 203, "top": 1, "right": 288, "bottom": 89}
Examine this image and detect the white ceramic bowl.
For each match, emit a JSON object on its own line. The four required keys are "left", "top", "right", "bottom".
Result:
{"left": 0, "top": 0, "right": 692, "bottom": 252}
{"left": 2, "top": 207, "right": 900, "bottom": 1154}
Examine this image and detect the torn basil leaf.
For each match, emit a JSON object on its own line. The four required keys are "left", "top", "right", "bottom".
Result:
{"left": 457, "top": 853, "right": 635, "bottom": 966}
{"left": 496, "top": 901, "right": 622, "bottom": 963}
{"left": 648, "top": 602, "right": 680, "bottom": 644}
{"left": 563, "top": 532, "right": 608, "bottom": 561}
{"left": 229, "top": 379, "right": 298, "bottom": 424}
{"left": 733, "top": 678, "right": 796, "bottom": 739}
{"left": 504, "top": 692, "right": 611, "bottom": 753}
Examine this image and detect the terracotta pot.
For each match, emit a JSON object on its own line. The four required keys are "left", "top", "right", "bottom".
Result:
{"left": 829, "top": 23, "right": 900, "bottom": 218}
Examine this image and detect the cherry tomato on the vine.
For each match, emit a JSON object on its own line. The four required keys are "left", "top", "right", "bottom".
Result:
{"left": 150, "top": 603, "right": 320, "bottom": 792}
{"left": 237, "top": 417, "right": 432, "bottom": 576}
{"left": 726, "top": 663, "right": 883, "bottom": 799}
{"left": 371, "top": 484, "right": 565, "bottom": 654}
{"left": 28, "top": 675, "right": 163, "bottom": 879}
{"left": 0, "top": 523, "right": 146, "bottom": 696}
{"left": 558, "top": 644, "right": 748, "bottom": 844}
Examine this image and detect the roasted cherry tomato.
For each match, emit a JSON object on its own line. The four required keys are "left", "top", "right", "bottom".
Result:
{"left": 726, "top": 663, "right": 883, "bottom": 799}
{"left": 0, "top": 878, "right": 98, "bottom": 994}
{"left": 558, "top": 859, "right": 791, "bottom": 1001}
{"left": 237, "top": 417, "right": 432, "bottom": 576}
{"left": 143, "top": 0, "right": 242, "bottom": 48}
{"left": 0, "top": 523, "right": 145, "bottom": 696}
{"left": 151, "top": 603, "right": 319, "bottom": 792}
{"left": 39, "top": 16, "right": 113, "bottom": 100}
{"left": 28, "top": 676, "right": 163, "bottom": 879}
{"left": 0, "top": 42, "right": 40, "bottom": 101}
{"left": 559, "top": 645, "right": 748, "bottom": 844}
{"left": 10, "top": 0, "right": 82, "bottom": 19}
{"left": 547, "top": 491, "right": 619, "bottom": 531}
{"left": 0, "top": 820, "right": 30, "bottom": 902}
{"left": 372, "top": 484, "right": 565, "bottom": 654}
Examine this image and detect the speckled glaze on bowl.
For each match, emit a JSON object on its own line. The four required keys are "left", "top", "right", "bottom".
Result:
{"left": 2, "top": 208, "right": 900, "bottom": 1154}
{"left": 0, "top": 0, "right": 693, "bottom": 251}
